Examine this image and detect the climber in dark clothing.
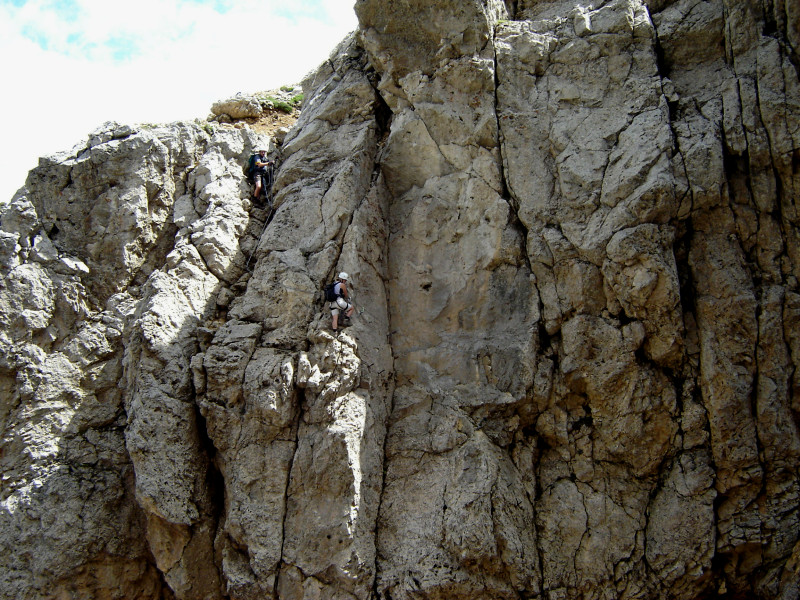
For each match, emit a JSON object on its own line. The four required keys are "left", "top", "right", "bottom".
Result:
{"left": 252, "top": 149, "right": 274, "bottom": 202}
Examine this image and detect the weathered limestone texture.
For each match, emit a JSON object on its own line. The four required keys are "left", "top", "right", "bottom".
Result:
{"left": 1, "top": 0, "right": 799, "bottom": 599}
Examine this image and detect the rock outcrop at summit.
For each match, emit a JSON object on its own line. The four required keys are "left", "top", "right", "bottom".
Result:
{"left": 1, "top": 0, "right": 799, "bottom": 599}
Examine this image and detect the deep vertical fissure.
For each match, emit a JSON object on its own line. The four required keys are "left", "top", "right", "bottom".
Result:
{"left": 273, "top": 386, "right": 304, "bottom": 598}
{"left": 365, "top": 80, "right": 397, "bottom": 600}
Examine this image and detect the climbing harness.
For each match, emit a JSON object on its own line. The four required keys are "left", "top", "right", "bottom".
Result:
{"left": 244, "top": 163, "right": 277, "bottom": 273}
{"left": 253, "top": 163, "right": 274, "bottom": 204}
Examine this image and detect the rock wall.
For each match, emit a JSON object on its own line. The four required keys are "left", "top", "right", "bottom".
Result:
{"left": 1, "top": 0, "right": 799, "bottom": 599}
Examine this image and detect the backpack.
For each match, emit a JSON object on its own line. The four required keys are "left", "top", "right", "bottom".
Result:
{"left": 324, "top": 282, "right": 339, "bottom": 302}
{"left": 244, "top": 154, "right": 257, "bottom": 180}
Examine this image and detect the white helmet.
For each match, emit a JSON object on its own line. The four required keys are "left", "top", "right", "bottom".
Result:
{"left": 338, "top": 272, "right": 349, "bottom": 280}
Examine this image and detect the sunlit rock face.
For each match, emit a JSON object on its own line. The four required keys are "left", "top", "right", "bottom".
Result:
{"left": 2, "top": 1, "right": 799, "bottom": 599}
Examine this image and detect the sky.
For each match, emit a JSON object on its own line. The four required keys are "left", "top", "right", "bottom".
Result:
{"left": 0, "top": 0, "right": 358, "bottom": 202}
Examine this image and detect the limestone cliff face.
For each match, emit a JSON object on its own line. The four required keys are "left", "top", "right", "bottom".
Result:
{"left": 1, "top": 1, "right": 799, "bottom": 599}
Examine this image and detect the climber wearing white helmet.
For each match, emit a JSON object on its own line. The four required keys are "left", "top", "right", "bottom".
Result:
{"left": 328, "top": 272, "right": 354, "bottom": 332}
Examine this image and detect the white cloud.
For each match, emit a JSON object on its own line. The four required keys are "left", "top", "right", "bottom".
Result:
{"left": 0, "top": 0, "right": 358, "bottom": 202}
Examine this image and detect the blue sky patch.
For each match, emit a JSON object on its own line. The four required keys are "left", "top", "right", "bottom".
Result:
{"left": 21, "top": 23, "right": 50, "bottom": 50}
{"left": 275, "top": 0, "right": 331, "bottom": 24}
{"left": 105, "top": 35, "right": 140, "bottom": 62}
{"left": 49, "top": 0, "right": 80, "bottom": 22}
{"left": 182, "top": 0, "right": 232, "bottom": 14}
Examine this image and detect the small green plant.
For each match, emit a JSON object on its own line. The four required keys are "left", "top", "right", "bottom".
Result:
{"left": 261, "top": 93, "right": 304, "bottom": 114}
{"left": 270, "top": 98, "right": 294, "bottom": 113}
{"left": 280, "top": 85, "right": 295, "bottom": 92}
